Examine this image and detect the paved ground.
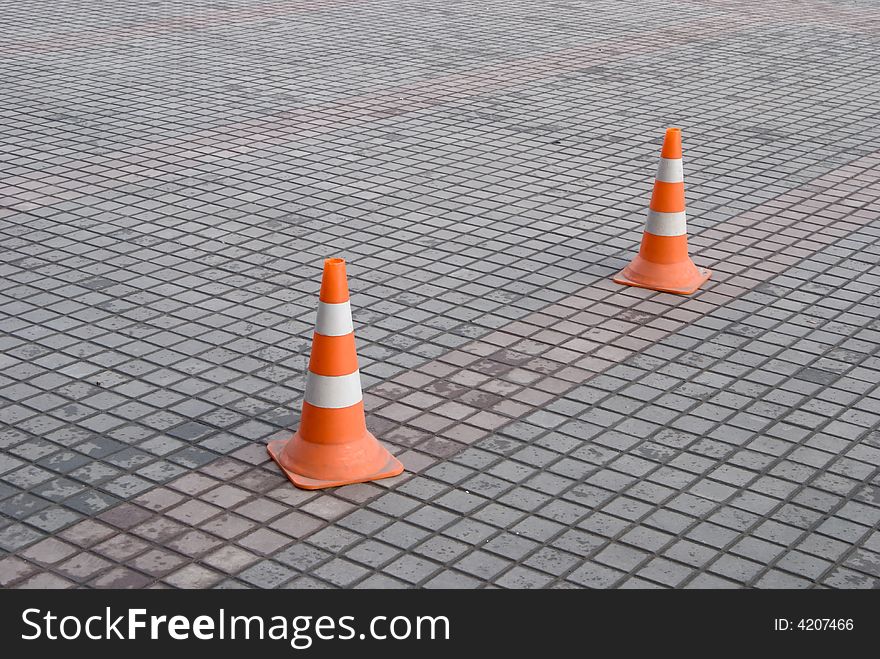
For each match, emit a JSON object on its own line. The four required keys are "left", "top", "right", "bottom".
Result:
{"left": 1, "top": 0, "right": 879, "bottom": 589}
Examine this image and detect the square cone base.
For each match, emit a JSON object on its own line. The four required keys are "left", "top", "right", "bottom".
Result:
{"left": 267, "top": 438, "right": 404, "bottom": 490}
{"left": 613, "top": 267, "right": 711, "bottom": 296}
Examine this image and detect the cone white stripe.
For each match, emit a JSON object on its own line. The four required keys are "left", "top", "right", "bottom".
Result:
{"left": 315, "top": 301, "right": 353, "bottom": 337}
{"left": 645, "top": 209, "right": 687, "bottom": 237}
{"left": 304, "top": 370, "right": 363, "bottom": 408}
{"left": 655, "top": 157, "right": 683, "bottom": 183}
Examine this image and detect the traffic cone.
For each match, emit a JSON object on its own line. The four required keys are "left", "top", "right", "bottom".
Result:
{"left": 613, "top": 127, "right": 711, "bottom": 295}
{"left": 267, "top": 258, "right": 404, "bottom": 490}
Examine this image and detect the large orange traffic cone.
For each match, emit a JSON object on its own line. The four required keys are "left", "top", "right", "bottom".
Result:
{"left": 267, "top": 258, "right": 404, "bottom": 490}
{"left": 613, "top": 127, "right": 711, "bottom": 295}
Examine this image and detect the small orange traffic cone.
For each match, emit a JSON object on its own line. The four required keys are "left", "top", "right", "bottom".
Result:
{"left": 267, "top": 258, "right": 404, "bottom": 490}
{"left": 613, "top": 127, "right": 711, "bottom": 295}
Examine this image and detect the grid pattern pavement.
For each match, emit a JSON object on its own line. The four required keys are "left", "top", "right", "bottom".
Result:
{"left": 0, "top": 0, "right": 879, "bottom": 589}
